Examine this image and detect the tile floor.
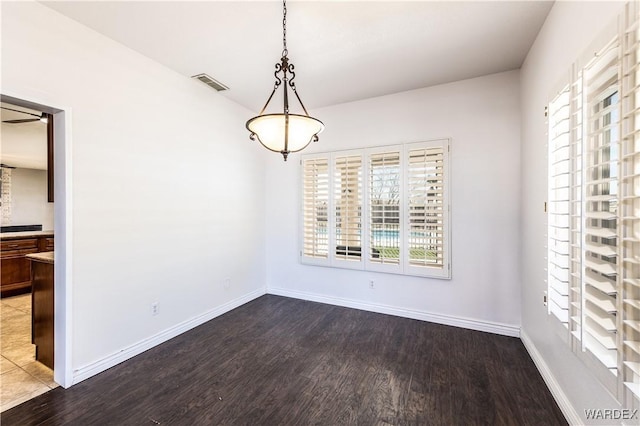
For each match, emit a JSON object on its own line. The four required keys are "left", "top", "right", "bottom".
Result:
{"left": 1, "top": 293, "right": 58, "bottom": 412}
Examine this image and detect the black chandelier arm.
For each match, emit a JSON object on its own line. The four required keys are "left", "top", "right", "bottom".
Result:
{"left": 287, "top": 63, "right": 296, "bottom": 87}
{"left": 283, "top": 61, "right": 311, "bottom": 117}
{"left": 274, "top": 62, "right": 283, "bottom": 87}
{"left": 292, "top": 87, "right": 311, "bottom": 117}
{"left": 282, "top": 69, "right": 290, "bottom": 115}
{"left": 258, "top": 86, "right": 278, "bottom": 115}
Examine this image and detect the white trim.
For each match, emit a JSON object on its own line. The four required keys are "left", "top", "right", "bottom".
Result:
{"left": 55, "top": 108, "right": 74, "bottom": 389}
{"left": 72, "top": 287, "right": 266, "bottom": 385}
{"left": 267, "top": 286, "right": 520, "bottom": 337}
{"left": 521, "top": 330, "right": 582, "bottom": 426}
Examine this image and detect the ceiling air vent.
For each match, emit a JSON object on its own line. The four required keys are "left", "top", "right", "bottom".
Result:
{"left": 191, "top": 73, "right": 229, "bottom": 92}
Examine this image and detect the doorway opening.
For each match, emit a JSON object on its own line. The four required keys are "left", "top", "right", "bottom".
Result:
{"left": 0, "top": 94, "right": 71, "bottom": 410}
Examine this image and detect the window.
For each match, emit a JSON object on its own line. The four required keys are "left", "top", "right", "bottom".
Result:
{"left": 302, "top": 157, "right": 329, "bottom": 262}
{"left": 334, "top": 153, "right": 362, "bottom": 263}
{"left": 546, "top": 3, "right": 640, "bottom": 403}
{"left": 547, "top": 84, "right": 571, "bottom": 325}
{"left": 581, "top": 45, "right": 620, "bottom": 374}
{"left": 406, "top": 145, "right": 447, "bottom": 273}
{"left": 301, "top": 139, "right": 451, "bottom": 279}
{"left": 619, "top": 3, "right": 640, "bottom": 403}
{"left": 369, "top": 150, "right": 401, "bottom": 267}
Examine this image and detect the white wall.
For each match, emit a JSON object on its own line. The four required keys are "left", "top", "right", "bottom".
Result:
{"left": 265, "top": 70, "right": 522, "bottom": 334}
{"left": 520, "top": 1, "right": 627, "bottom": 423}
{"left": 7, "top": 2, "right": 630, "bottom": 413}
{"left": 2, "top": 1, "right": 267, "bottom": 381}
{"left": 10, "top": 168, "right": 54, "bottom": 229}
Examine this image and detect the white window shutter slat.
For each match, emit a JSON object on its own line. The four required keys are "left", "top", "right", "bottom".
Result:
{"left": 581, "top": 36, "right": 621, "bottom": 376}
{"left": 334, "top": 154, "right": 363, "bottom": 267}
{"left": 368, "top": 150, "right": 402, "bottom": 270}
{"left": 301, "top": 157, "right": 330, "bottom": 263}
{"left": 548, "top": 85, "right": 572, "bottom": 325}
{"left": 620, "top": 1, "right": 640, "bottom": 403}
{"left": 407, "top": 146, "right": 445, "bottom": 268}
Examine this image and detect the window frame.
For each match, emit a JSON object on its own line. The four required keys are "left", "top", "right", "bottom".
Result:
{"left": 300, "top": 139, "right": 451, "bottom": 279}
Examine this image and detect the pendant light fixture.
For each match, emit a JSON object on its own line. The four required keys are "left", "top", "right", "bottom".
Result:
{"left": 246, "top": 0, "right": 324, "bottom": 161}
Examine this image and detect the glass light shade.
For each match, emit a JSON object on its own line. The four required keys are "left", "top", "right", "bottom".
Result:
{"left": 246, "top": 113, "right": 324, "bottom": 154}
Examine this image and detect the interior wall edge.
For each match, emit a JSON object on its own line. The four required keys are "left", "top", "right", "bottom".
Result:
{"left": 267, "top": 286, "right": 520, "bottom": 338}
{"left": 520, "top": 329, "right": 581, "bottom": 426}
{"left": 71, "top": 286, "right": 267, "bottom": 386}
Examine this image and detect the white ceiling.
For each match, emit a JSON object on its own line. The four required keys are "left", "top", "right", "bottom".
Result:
{"left": 0, "top": 103, "right": 48, "bottom": 170}
{"left": 42, "top": 0, "right": 553, "bottom": 112}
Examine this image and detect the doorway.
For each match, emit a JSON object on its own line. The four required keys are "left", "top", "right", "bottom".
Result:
{"left": 0, "top": 101, "right": 56, "bottom": 411}
{"left": 0, "top": 94, "right": 71, "bottom": 409}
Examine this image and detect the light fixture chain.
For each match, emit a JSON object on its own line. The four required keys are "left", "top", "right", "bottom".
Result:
{"left": 282, "top": 0, "right": 288, "bottom": 57}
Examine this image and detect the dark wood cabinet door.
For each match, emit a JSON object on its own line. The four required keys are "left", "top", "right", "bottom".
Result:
{"left": 31, "top": 261, "right": 54, "bottom": 369}
{"left": 0, "top": 252, "right": 35, "bottom": 296}
{"left": 1, "top": 236, "right": 53, "bottom": 297}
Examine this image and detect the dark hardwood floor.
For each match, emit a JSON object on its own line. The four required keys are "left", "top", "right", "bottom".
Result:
{"left": 1, "top": 295, "right": 566, "bottom": 425}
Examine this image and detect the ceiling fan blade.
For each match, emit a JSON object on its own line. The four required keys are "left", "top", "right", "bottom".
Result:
{"left": 2, "top": 118, "right": 40, "bottom": 124}
{"left": 0, "top": 106, "right": 41, "bottom": 118}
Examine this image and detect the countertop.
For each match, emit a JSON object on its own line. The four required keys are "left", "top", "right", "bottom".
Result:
{"left": 26, "top": 251, "right": 54, "bottom": 264}
{"left": 0, "top": 230, "right": 54, "bottom": 240}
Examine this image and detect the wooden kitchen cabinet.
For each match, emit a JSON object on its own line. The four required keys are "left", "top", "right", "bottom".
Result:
{"left": 1, "top": 233, "right": 54, "bottom": 297}
{"left": 27, "top": 252, "right": 54, "bottom": 369}
{"left": 39, "top": 237, "right": 54, "bottom": 252}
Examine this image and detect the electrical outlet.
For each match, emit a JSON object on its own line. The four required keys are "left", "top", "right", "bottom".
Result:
{"left": 151, "top": 302, "right": 159, "bottom": 316}
{"left": 223, "top": 278, "right": 231, "bottom": 290}
{"left": 369, "top": 280, "right": 375, "bottom": 289}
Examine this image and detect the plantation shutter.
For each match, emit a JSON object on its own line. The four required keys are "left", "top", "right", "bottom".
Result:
{"left": 301, "top": 157, "right": 330, "bottom": 263}
{"left": 569, "top": 70, "right": 585, "bottom": 343}
{"left": 621, "top": 1, "right": 640, "bottom": 401}
{"left": 334, "top": 154, "right": 363, "bottom": 265}
{"left": 301, "top": 140, "right": 451, "bottom": 279}
{"left": 405, "top": 141, "right": 449, "bottom": 277}
{"left": 546, "top": 4, "right": 640, "bottom": 402}
{"left": 368, "top": 150, "right": 402, "bottom": 269}
{"left": 548, "top": 86, "right": 572, "bottom": 325}
{"left": 582, "top": 38, "right": 620, "bottom": 372}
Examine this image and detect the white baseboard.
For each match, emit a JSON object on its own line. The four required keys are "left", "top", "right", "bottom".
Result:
{"left": 520, "top": 330, "right": 581, "bottom": 425}
{"left": 72, "top": 287, "right": 266, "bottom": 385}
{"left": 267, "top": 286, "right": 520, "bottom": 337}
